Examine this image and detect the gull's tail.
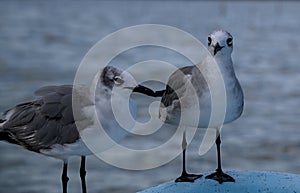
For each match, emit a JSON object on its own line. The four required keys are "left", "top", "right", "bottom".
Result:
{"left": 0, "top": 119, "right": 8, "bottom": 141}
{"left": 0, "top": 119, "right": 5, "bottom": 129}
{"left": 0, "top": 131, "right": 9, "bottom": 141}
{"left": 0, "top": 127, "right": 17, "bottom": 145}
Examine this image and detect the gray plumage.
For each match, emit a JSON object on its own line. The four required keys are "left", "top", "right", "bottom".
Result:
{"left": 160, "top": 66, "right": 208, "bottom": 108}
{"left": 0, "top": 85, "right": 80, "bottom": 153}
{"left": 0, "top": 66, "right": 130, "bottom": 154}
{"left": 160, "top": 66, "right": 209, "bottom": 125}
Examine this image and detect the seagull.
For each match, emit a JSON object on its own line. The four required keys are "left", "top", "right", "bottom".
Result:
{"left": 158, "top": 30, "right": 244, "bottom": 183}
{"left": 0, "top": 66, "right": 155, "bottom": 193}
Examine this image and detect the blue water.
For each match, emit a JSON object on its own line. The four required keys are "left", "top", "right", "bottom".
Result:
{"left": 0, "top": 1, "right": 300, "bottom": 193}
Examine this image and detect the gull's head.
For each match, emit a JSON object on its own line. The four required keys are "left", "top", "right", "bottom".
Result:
{"left": 100, "top": 66, "right": 138, "bottom": 91}
{"left": 100, "top": 66, "right": 155, "bottom": 96}
{"left": 207, "top": 30, "right": 233, "bottom": 57}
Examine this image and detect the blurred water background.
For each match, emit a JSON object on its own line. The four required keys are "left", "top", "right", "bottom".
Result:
{"left": 0, "top": 1, "right": 300, "bottom": 193}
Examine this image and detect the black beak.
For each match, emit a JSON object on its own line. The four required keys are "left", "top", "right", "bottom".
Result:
{"left": 133, "top": 85, "right": 156, "bottom": 97}
{"left": 213, "top": 42, "right": 224, "bottom": 55}
{"left": 133, "top": 85, "right": 165, "bottom": 97}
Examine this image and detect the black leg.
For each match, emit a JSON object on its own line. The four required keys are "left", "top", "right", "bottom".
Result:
{"left": 216, "top": 132, "right": 222, "bottom": 172}
{"left": 80, "top": 156, "right": 87, "bottom": 193}
{"left": 175, "top": 130, "right": 202, "bottom": 183}
{"left": 205, "top": 129, "right": 235, "bottom": 184}
{"left": 62, "top": 161, "right": 69, "bottom": 193}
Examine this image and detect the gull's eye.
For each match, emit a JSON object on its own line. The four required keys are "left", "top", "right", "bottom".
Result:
{"left": 113, "top": 76, "right": 124, "bottom": 85}
{"left": 226, "top": 37, "right": 233, "bottom": 47}
{"left": 208, "top": 37, "right": 212, "bottom": 46}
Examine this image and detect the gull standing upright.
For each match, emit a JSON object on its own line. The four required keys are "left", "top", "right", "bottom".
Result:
{"left": 0, "top": 66, "right": 154, "bottom": 193}
{"left": 159, "top": 30, "right": 244, "bottom": 183}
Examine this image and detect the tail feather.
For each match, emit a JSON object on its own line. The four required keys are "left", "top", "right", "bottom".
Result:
{"left": 0, "top": 131, "right": 18, "bottom": 145}
{"left": 0, "top": 119, "right": 23, "bottom": 146}
{"left": 1, "top": 119, "right": 18, "bottom": 144}
{"left": 0, "top": 119, "right": 5, "bottom": 131}
{"left": 0, "top": 131, "right": 9, "bottom": 141}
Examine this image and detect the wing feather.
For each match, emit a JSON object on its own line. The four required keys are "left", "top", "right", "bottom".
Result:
{"left": 2, "top": 85, "right": 81, "bottom": 152}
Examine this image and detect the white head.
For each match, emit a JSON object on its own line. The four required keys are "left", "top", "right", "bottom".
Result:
{"left": 207, "top": 30, "right": 233, "bottom": 57}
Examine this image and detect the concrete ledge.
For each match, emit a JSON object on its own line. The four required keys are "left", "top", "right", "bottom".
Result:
{"left": 138, "top": 171, "right": 300, "bottom": 193}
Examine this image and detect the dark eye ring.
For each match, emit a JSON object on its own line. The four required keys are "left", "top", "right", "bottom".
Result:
{"left": 113, "top": 76, "right": 124, "bottom": 85}
{"left": 227, "top": 37, "right": 233, "bottom": 46}
{"left": 208, "top": 37, "right": 212, "bottom": 46}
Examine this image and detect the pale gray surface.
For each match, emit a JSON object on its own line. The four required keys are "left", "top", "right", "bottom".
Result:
{"left": 138, "top": 171, "right": 300, "bottom": 193}
{"left": 0, "top": 1, "right": 300, "bottom": 193}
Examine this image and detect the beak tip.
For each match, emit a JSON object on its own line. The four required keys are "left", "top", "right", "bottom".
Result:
{"left": 213, "top": 43, "right": 224, "bottom": 55}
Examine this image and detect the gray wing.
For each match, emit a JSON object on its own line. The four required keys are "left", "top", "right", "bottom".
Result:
{"left": 160, "top": 66, "right": 194, "bottom": 108}
{"left": 161, "top": 65, "right": 209, "bottom": 107}
{"left": 159, "top": 66, "right": 209, "bottom": 124}
{"left": 1, "top": 85, "right": 81, "bottom": 152}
